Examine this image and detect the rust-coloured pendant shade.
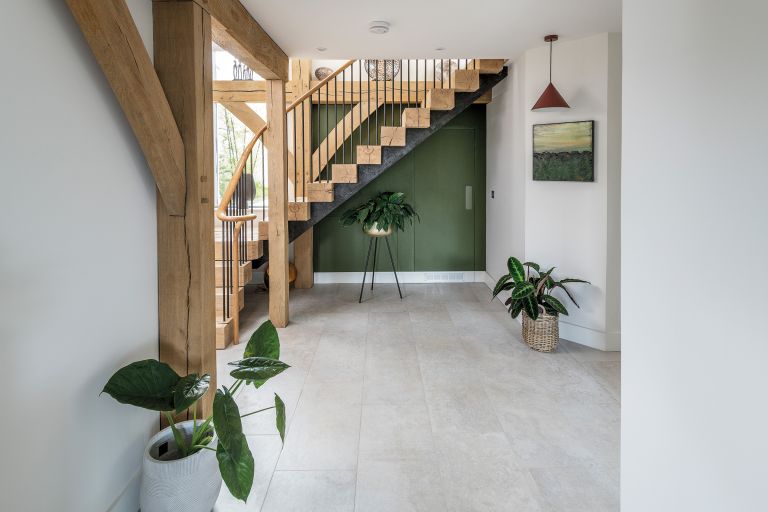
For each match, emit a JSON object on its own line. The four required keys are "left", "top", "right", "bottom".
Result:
{"left": 532, "top": 82, "right": 570, "bottom": 109}
{"left": 532, "top": 35, "right": 570, "bottom": 110}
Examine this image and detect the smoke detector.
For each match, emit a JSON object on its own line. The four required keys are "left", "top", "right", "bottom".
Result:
{"left": 369, "top": 21, "right": 390, "bottom": 35}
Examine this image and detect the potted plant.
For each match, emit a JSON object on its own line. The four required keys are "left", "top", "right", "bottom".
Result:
{"left": 492, "top": 257, "right": 589, "bottom": 352}
{"left": 339, "top": 191, "right": 419, "bottom": 236}
{"left": 102, "top": 320, "right": 289, "bottom": 511}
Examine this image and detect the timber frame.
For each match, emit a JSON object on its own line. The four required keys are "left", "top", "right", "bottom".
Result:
{"left": 66, "top": 0, "right": 289, "bottom": 417}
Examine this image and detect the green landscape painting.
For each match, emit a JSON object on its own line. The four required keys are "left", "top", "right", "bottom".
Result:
{"left": 533, "top": 121, "right": 594, "bottom": 181}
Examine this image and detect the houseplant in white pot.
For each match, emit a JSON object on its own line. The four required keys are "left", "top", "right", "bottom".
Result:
{"left": 492, "top": 257, "right": 589, "bottom": 352}
{"left": 102, "top": 320, "right": 289, "bottom": 511}
{"left": 339, "top": 191, "right": 419, "bottom": 236}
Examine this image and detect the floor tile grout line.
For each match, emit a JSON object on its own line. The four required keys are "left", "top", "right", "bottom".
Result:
{"left": 259, "top": 315, "right": 323, "bottom": 511}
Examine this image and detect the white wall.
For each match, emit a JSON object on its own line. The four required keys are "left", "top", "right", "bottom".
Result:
{"left": 486, "top": 33, "right": 622, "bottom": 351}
{"left": 622, "top": 1, "right": 768, "bottom": 510}
{"left": 0, "top": 1, "right": 159, "bottom": 511}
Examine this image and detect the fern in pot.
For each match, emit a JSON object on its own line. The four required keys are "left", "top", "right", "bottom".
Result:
{"left": 102, "top": 321, "right": 289, "bottom": 511}
{"left": 339, "top": 191, "right": 419, "bottom": 236}
{"left": 492, "top": 257, "right": 589, "bottom": 352}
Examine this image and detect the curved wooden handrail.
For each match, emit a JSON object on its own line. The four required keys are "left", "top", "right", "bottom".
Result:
{"left": 286, "top": 59, "right": 356, "bottom": 113}
{"left": 216, "top": 125, "right": 268, "bottom": 223}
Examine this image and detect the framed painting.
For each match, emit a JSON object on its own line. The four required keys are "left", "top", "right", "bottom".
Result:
{"left": 532, "top": 121, "right": 594, "bottom": 181}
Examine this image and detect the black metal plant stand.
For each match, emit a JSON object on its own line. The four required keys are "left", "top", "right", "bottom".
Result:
{"left": 359, "top": 234, "right": 403, "bottom": 303}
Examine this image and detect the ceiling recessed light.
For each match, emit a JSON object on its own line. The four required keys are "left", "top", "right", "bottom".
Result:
{"left": 369, "top": 21, "right": 390, "bottom": 35}
{"left": 435, "top": 47, "right": 446, "bottom": 51}
{"left": 316, "top": 46, "right": 327, "bottom": 52}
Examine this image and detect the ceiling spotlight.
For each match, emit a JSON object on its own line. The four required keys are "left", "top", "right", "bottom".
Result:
{"left": 369, "top": 21, "right": 390, "bottom": 35}
{"left": 435, "top": 47, "right": 446, "bottom": 51}
{"left": 316, "top": 46, "right": 327, "bottom": 52}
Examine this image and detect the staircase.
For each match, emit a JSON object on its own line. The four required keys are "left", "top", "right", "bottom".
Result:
{"left": 215, "top": 58, "right": 508, "bottom": 347}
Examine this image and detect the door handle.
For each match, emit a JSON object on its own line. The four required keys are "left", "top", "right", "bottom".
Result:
{"left": 465, "top": 186, "right": 473, "bottom": 210}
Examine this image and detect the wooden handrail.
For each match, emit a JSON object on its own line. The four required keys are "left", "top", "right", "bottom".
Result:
{"left": 286, "top": 59, "right": 356, "bottom": 112}
{"left": 216, "top": 125, "right": 267, "bottom": 223}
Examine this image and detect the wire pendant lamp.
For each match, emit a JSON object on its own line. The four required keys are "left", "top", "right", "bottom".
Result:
{"left": 532, "top": 35, "right": 570, "bottom": 110}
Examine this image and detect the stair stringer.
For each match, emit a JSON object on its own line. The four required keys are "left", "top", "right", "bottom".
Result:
{"left": 253, "top": 66, "right": 508, "bottom": 267}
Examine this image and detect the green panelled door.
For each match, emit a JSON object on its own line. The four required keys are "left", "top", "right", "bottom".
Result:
{"left": 414, "top": 127, "right": 477, "bottom": 271}
{"left": 313, "top": 106, "right": 485, "bottom": 273}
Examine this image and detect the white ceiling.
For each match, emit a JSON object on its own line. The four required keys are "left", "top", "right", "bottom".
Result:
{"left": 241, "top": 0, "right": 621, "bottom": 59}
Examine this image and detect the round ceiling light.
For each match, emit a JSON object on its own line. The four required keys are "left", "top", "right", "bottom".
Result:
{"left": 369, "top": 21, "right": 390, "bottom": 35}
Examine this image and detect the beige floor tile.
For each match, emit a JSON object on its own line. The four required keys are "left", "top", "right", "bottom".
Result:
{"left": 260, "top": 470, "right": 355, "bottom": 512}
{"left": 355, "top": 459, "right": 446, "bottom": 512}
{"left": 359, "top": 404, "right": 435, "bottom": 461}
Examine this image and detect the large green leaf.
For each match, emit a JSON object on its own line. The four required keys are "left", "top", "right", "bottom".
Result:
{"left": 492, "top": 274, "right": 512, "bottom": 298}
{"left": 511, "top": 282, "right": 535, "bottom": 299}
{"left": 216, "top": 435, "right": 254, "bottom": 502}
{"left": 542, "top": 295, "right": 568, "bottom": 315}
{"left": 244, "top": 320, "right": 280, "bottom": 360}
{"left": 522, "top": 295, "right": 539, "bottom": 320}
{"left": 274, "top": 394, "right": 286, "bottom": 443}
{"left": 560, "top": 278, "right": 591, "bottom": 284}
{"left": 523, "top": 261, "right": 540, "bottom": 273}
{"left": 173, "top": 373, "right": 210, "bottom": 414}
{"left": 102, "top": 360, "right": 180, "bottom": 411}
{"left": 213, "top": 388, "right": 243, "bottom": 453}
{"left": 553, "top": 282, "right": 580, "bottom": 308}
{"left": 510, "top": 300, "right": 525, "bottom": 319}
{"left": 507, "top": 257, "right": 526, "bottom": 283}
{"left": 535, "top": 267, "right": 556, "bottom": 296}
{"left": 228, "top": 357, "right": 290, "bottom": 382}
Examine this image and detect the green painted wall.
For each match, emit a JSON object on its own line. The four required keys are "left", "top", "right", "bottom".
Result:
{"left": 313, "top": 105, "right": 486, "bottom": 272}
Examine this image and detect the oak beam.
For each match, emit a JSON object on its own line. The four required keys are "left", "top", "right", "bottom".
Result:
{"left": 65, "top": 0, "right": 186, "bottom": 215}
{"left": 153, "top": 0, "right": 216, "bottom": 416}
{"left": 265, "top": 80, "right": 289, "bottom": 327}
{"left": 186, "top": 0, "right": 288, "bottom": 81}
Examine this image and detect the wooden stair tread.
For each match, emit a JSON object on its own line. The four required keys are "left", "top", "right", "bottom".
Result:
{"left": 425, "top": 89, "right": 455, "bottom": 110}
{"left": 451, "top": 69, "right": 480, "bottom": 92}
{"left": 306, "top": 182, "right": 334, "bottom": 202}
{"left": 332, "top": 164, "right": 357, "bottom": 183}
{"left": 402, "top": 108, "right": 430, "bottom": 128}
{"left": 380, "top": 126, "right": 406, "bottom": 147}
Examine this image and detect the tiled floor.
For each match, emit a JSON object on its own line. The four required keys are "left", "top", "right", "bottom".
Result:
{"left": 215, "top": 283, "right": 620, "bottom": 512}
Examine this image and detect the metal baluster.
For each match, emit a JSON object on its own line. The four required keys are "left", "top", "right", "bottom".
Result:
{"left": 415, "top": 59, "right": 418, "bottom": 108}
{"left": 316, "top": 89, "right": 320, "bottom": 183}
{"left": 326, "top": 75, "right": 339, "bottom": 172}
{"left": 448, "top": 59, "right": 452, "bottom": 88}
{"left": 367, "top": 60, "right": 371, "bottom": 145}
{"left": 325, "top": 82, "right": 329, "bottom": 182}
{"left": 374, "top": 60, "right": 379, "bottom": 143}
{"left": 383, "top": 61, "right": 387, "bottom": 134}
{"left": 261, "top": 136, "right": 265, "bottom": 220}
{"left": 358, "top": 60, "right": 362, "bottom": 148}
{"left": 301, "top": 100, "right": 306, "bottom": 201}
{"left": 342, "top": 69, "right": 346, "bottom": 164}
{"left": 293, "top": 109, "right": 297, "bottom": 203}
{"left": 399, "top": 59, "right": 403, "bottom": 122}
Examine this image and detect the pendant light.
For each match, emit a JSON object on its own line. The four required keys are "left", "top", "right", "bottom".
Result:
{"left": 532, "top": 34, "right": 570, "bottom": 110}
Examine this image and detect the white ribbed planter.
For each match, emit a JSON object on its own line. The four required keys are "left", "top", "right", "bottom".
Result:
{"left": 364, "top": 224, "right": 392, "bottom": 237}
{"left": 140, "top": 420, "right": 222, "bottom": 512}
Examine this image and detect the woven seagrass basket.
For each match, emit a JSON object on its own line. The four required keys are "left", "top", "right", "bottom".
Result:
{"left": 522, "top": 310, "right": 559, "bottom": 352}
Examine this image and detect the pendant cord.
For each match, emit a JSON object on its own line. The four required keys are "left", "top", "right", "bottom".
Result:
{"left": 549, "top": 40, "right": 553, "bottom": 83}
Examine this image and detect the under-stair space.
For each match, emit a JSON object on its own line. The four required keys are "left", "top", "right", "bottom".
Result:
{"left": 213, "top": 58, "right": 508, "bottom": 345}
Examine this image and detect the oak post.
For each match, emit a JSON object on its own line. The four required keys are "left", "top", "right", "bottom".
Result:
{"left": 153, "top": 0, "right": 216, "bottom": 416}
{"left": 266, "top": 80, "right": 290, "bottom": 327}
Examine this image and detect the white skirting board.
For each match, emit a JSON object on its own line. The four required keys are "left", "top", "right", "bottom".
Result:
{"left": 313, "top": 271, "right": 488, "bottom": 284}
{"left": 482, "top": 272, "right": 620, "bottom": 352}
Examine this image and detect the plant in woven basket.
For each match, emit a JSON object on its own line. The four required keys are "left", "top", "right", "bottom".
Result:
{"left": 339, "top": 191, "right": 419, "bottom": 232}
{"left": 492, "top": 257, "right": 589, "bottom": 320}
